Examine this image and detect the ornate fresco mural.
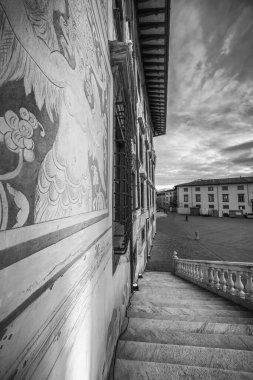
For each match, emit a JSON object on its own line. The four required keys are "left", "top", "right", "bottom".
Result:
{"left": 0, "top": 0, "right": 110, "bottom": 231}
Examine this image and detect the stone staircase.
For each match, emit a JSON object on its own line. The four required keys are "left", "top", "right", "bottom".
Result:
{"left": 113, "top": 271, "right": 253, "bottom": 379}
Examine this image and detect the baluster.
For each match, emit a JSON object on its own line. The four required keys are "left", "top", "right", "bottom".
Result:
{"left": 214, "top": 268, "right": 220, "bottom": 289}
{"left": 202, "top": 266, "right": 208, "bottom": 283}
{"left": 193, "top": 264, "right": 196, "bottom": 278}
{"left": 199, "top": 266, "right": 204, "bottom": 282}
{"left": 194, "top": 265, "right": 197, "bottom": 279}
{"left": 235, "top": 271, "right": 245, "bottom": 299}
{"left": 192, "top": 264, "right": 195, "bottom": 278}
{"left": 228, "top": 270, "right": 236, "bottom": 295}
{"left": 246, "top": 273, "right": 253, "bottom": 301}
{"left": 220, "top": 269, "right": 227, "bottom": 292}
{"left": 196, "top": 265, "right": 200, "bottom": 281}
{"left": 183, "top": 263, "right": 185, "bottom": 273}
{"left": 187, "top": 263, "right": 190, "bottom": 275}
{"left": 209, "top": 267, "right": 214, "bottom": 287}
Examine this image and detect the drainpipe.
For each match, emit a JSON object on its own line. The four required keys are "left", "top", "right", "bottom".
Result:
{"left": 247, "top": 183, "right": 250, "bottom": 212}
{"left": 217, "top": 185, "right": 220, "bottom": 217}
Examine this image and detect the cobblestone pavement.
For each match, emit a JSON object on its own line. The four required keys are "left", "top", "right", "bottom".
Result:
{"left": 146, "top": 212, "right": 253, "bottom": 272}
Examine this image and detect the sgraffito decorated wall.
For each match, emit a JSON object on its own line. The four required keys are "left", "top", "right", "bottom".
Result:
{"left": 0, "top": 1, "right": 131, "bottom": 379}
{"left": 0, "top": 0, "right": 109, "bottom": 230}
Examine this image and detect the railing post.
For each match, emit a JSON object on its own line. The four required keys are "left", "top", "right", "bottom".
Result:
{"left": 209, "top": 267, "right": 214, "bottom": 287}
{"left": 246, "top": 273, "right": 253, "bottom": 301}
{"left": 172, "top": 251, "right": 178, "bottom": 274}
{"left": 228, "top": 270, "right": 236, "bottom": 295}
{"left": 235, "top": 271, "right": 245, "bottom": 299}
{"left": 220, "top": 269, "right": 227, "bottom": 292}
{"left": 199, "top": 265, "right": 204, "bottom": 282}
{"left": 214, "top": 268, "right": 220, "bottom": 289}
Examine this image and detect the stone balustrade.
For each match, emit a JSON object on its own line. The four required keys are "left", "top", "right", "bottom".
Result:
{"left": 172, "top": 251, "right": 253, "bottom": 309}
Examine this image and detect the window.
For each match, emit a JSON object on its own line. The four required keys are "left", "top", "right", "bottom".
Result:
{"left": 184, "top": 204, "right": 189, "bottom": 208}
{"left": 208, "top": 194, "right": 214, "bottom": 202}
{"left": 222, "top": 194, "right": 229, "bottom": 202}
{"left": 223, "top": 205, "right": 229, "bottom": 209}
{"left": 183, "top": 188, "right": 188, "bottom": 192}
{"left": 195, "top": 194, "right": 201, "bottom": 202}
{"left": 208, "top": 187, "right": 213, "bottom": 191}
{"left": 141, "top": 227, "right": 145, "bottom": 244}
{"left": 139, "top": 134, "right": 143, "bottom": 162}
{"left": 137, "top": 72, "right": 142, "bottom": 100}
{"left": 146, "top": 183, "right": 150, "bottom": 208}
{"left": 237, "top": 185, "right": 244, "bottom": 190}
{"left": 141, "top": 179, "right": 145, "bottom": 210}
{"left": 184, "top": 195, "right": 189, "bottom": 202}
{"left": 196, "top": 204, "right": 201, "bottom": 208}
{"left": 145, "top": 150, "right": 149, "bottom": 177}
{"left": 238, "top": 194, "right": 245, "bottom": 202}
{"left": 239, "top": 205, "right": 245, "bottom": 210}
{"left": 113, "top": 101, "right": 132, "bottom": 255}
{"left": 222, "top": 186, "right": 228, "bottom": 190}
{"left": 195, "top": 187, "right": 200, "bottom": 191}
{"left": 209, "top": 205, "right": 214, "bottom": 209}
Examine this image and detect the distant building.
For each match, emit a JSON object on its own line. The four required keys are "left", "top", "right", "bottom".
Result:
{"left": 176, "top": 177, "right": 253, "bottom": 217}
{"left": 156, "top": 188, "right": 177, "bottom": 211}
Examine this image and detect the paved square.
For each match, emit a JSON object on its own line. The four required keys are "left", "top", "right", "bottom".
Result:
{"left": 147, "top": 212, "right": 253, "bottom": 271}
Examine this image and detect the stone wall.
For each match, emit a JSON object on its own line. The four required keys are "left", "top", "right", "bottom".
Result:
{"left": 0, "top": 1, "right": 130, "bottom": 379}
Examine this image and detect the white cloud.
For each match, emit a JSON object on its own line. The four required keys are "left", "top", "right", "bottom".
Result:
{"left": 155, "top": 0, "right": 253, "bottom": 189}
{"left": 221, "top": 32, "right": 234, "bottom": 55}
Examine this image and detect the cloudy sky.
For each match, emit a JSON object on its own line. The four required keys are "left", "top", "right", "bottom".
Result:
{"left": 155, "top": 0, "right": 253, "bottom": 190}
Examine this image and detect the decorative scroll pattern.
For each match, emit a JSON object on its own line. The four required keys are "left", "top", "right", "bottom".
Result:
{"left": 0, "top": 0, "right": 110, "bottom": 230}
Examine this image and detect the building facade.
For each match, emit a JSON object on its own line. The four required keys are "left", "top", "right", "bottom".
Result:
{"left": 177, "top": 177, "right": 253, "bottom": 217}
{"left": 156, "top": 188, "right": 177, "bottom": 211}
{"left": 0, "top": 1, "right": 169, "bottom": 379}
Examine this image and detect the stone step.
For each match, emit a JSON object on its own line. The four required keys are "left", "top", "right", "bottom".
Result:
{"left": 114, "top": 359, "right": 253, "bottom": 380}
{"left": 130, "top": 298, "right": 243, "bottom": 310}
{"left": 127, "top": 311, "right": 253, "bottom": 324}
{"left": 122, "top": 324, "right": 253, "bottom": 351}
{"left": 124, "top": 317, "right": 253, "bottom": 336}
{"left": 136, "top": 290, "right": 240, "bottom": 302}
{"left": 128, "top": 303, "right": 253, "bottom": 319}
{"left": 138, "top": 282, "right": 215, "bottom": 290}
{"left": 138, "top": 284, "right": 221, "bottom": 294}
{"left": 139, "top": 271, "right": 176, "bottom": 277}
{"left": 117, "top": 341, "right": 253, "bottom": 372}
{"left": 138, "top": 283, "right": 223, "bottom": 292}
{"left": 132, "top": 292, "right": 237, "bottom": 305}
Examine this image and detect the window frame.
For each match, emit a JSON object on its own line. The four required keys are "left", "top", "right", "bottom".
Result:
{"left": 222, "top": 194, "right": 229, "bottom": 202}
{"left": 238, "top": 193, "right": 245, "bottom": 203}
{"left": 195, "top": 194, "right": 201, "bottom": 202}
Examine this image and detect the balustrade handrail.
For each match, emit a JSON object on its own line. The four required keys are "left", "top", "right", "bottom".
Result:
{"left": 176, "top": 257, "right": 253, "bottom": 267}
{"left": 172, "top": 251, "right": 253, "bottom": 307}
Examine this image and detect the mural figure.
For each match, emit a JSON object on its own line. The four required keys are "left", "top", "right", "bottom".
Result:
{"left": 0, "top": 0, "right": 109, "bottom": 230}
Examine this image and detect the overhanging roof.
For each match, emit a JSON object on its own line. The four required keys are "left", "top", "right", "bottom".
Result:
{"left": 136, "top": 0, "right": 170, "bottom": 136}
{"left": 177, "top": 177, "right": 253, "bottom": 187}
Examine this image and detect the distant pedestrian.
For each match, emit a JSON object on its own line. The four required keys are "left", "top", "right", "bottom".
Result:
{"left": 185, "top": 215, "right": 188, "bottom": 222}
